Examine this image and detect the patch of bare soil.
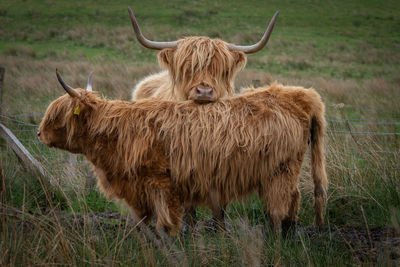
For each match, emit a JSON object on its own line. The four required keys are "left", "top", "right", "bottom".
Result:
{"left": 303, "top": 225, "right": 400, "bottom": 264}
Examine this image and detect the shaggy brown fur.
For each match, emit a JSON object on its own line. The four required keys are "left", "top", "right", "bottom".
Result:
{"left": 133, "top": 36, "right": 247, "bottom": 227}
{"left": 133, "top": 36, "right": 246, "bottom": 103}
{"left": 39, "top": 81, "right": 328, "bottom": 235}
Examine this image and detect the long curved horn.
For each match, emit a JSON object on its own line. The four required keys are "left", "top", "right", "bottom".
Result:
{"left": 128, "top": 7, "right": 177, "bottom": 50}
{"left": 228, "top": 11, "right": 279, "bottom": 54}
{"left": 56, "top": 69, "right": 81, "bottom": 98}
{"left": 86, "top": 71, "right": 93, "bottom": 91}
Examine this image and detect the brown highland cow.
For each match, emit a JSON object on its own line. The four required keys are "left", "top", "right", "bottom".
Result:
{"left": 38, "top": 71, "right": 328, "bottom": 236}
{"left": 128, "top": 8, "right": 279, "bottom": 227}
{"left": 128, "top": 8, "right": 279, "bottom": 103}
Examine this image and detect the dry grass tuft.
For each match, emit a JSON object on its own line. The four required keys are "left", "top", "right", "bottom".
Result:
{"left": 0, "top": 55, "right": 160, "bottom": 115}
{"left": 5, "top": 46, "right": 36, "bottom": 58}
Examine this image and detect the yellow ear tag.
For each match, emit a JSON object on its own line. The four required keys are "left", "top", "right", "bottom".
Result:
{"left": 73, "top": 105, "right": 81, "bottom": 115}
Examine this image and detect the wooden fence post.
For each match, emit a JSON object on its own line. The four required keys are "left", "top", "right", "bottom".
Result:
{"left": 0, "top": 123, "right": 52, "bottom": 190}
{"left": 0, "top": 67, "right": 4, "bottom": 117}
{"left": 0, "top": 67, "right": 54, "bottom": 193}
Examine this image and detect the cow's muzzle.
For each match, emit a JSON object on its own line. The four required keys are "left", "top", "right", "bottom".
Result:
{"left": 194, "top": 86, "right": 214, "bottom": 103}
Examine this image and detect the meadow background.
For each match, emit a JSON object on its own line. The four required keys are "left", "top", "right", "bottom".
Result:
{"left": 0, "top": 0, "right": 399, "bottom": 265}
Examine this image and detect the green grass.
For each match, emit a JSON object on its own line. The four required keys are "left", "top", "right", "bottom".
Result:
{"left": 1, "top": 0, "right": 400, "bottom": 266}
{"left": 1, "top": 0, "right": 400, "bottom": 79}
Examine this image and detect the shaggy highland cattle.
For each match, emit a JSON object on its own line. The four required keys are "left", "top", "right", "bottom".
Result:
{"left": 128, "top": 8, "right": 279, "bottom": 227}
{"left": 38, "top": 70, "right": 327, "bottom": 236}
{"left": 128, "top": 8, "right": 279, "bottom": 103}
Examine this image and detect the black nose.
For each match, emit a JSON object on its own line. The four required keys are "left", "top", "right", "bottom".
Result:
{"left": 37, "top": 131, "right": 41, "bottom": 136}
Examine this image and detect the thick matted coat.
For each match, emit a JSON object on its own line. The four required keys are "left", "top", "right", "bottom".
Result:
{"left": 39, "top": 80, "right": 327, "bottom": 235}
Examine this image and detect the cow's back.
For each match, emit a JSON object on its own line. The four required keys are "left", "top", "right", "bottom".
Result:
{"left": 156, "top": 83, "right": 316, "bottom": 204}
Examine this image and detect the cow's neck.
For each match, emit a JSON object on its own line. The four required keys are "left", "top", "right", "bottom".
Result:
{"left": 80, "top": 101, "right": 126, "bottom": 173}
{"left": 80, "top": 99, "right": 159, "bottom": 177}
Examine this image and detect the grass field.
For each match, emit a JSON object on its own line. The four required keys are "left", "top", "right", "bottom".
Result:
{"left": 1, "top": 0, "right": 400, "bottom": 265}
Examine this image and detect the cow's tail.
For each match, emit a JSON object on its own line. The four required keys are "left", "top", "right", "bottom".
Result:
{"left": 310, "top": 100, "right": 328, "bottom": 227}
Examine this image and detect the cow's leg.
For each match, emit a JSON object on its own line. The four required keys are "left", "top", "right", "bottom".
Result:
{"left": 124, "top": 199, "right": 158, "bottom": 239}
{"left": 263, "top": 159, "right": 303, "bottom": 239}
{"left": 182, "top": 206, "right": 197, "bottom": 233}
{"left": 261, "top": 177, "right": 292, "bottom": 238}
{"left": 262, "top": 197, "right": 288, "bottom": 237}
{"left": 125, "top": 200, "right": 168, "bottom": 249}
{"left": 211, "top": 206, "right": 226, "bottom": 232}
{"left": 150, "top": 179, "right": 184, "bottom": 236}
{"left": 282, "top": 187, "right": 300, "bottom": 238}
{"left": 209, "top": 189, "right": 226, "bottom": 231}
{"left": 267, "top": 208, "right": 286, "bottom": 238}
{"left": 126, "top": 203, "right": 147, "bottom": 226}
{"left": 122, "top": 179, "right": 151, "bottom": 227}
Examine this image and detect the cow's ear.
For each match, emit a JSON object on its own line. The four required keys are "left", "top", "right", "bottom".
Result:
{"left": 158, "top": 49, "right": 175, "bottom": 69}
{"left": 232, "top": 51, "right": 247, "bottom": 70}
{"left": 71, "top": 98, "right": 92, "bottom": 117}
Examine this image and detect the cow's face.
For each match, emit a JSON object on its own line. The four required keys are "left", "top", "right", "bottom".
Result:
{"left": 158, "top": 37, "right": 246, "bottom": 103}
{"left": 38, "top": 94, "right": 72, "bottom": 150}
{"left": 38, "top": 71, "right": 93, "bottom": 153}
{"left": 128, "top": 8, "right": 279, "bottom": 103}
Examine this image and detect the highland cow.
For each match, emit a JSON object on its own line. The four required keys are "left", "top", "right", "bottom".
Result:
{"left": 38, "top": 70, "right": 328, "bottom": 236}
{"left": 128, "top": 8, "right": 279, "bottom": 227}
{"left": 128, "top": 8, "right": 279, "bottom": 103}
